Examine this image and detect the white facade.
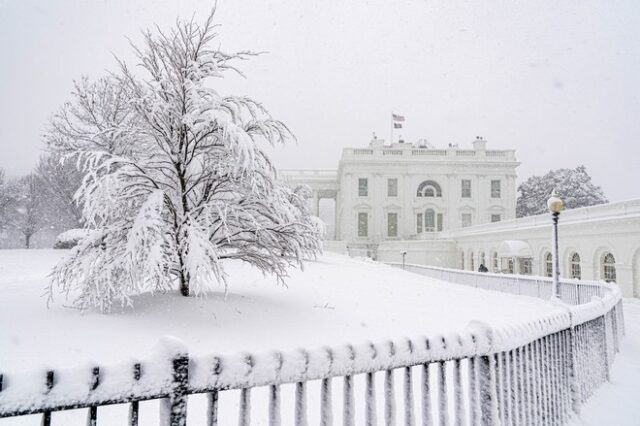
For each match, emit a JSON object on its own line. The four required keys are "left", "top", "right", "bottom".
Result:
{"left": 282, "top": 137, "right": 640, "bottom": 297}
{"left": 283, "top": 136, "right": 518, "bottom": 244}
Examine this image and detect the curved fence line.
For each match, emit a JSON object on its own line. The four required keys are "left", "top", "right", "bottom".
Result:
{"left": 0, "top": 266, "right": 625, "bottom": 425}
{"left": 393, "top": 262, "right": 608, "bottom": 306}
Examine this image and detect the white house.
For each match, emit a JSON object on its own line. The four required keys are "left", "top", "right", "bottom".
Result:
{"left": 282, "top": 137, "right": 640, "bottom": 298}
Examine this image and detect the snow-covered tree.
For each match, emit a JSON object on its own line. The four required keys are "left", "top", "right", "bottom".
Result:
{"left": 0, "top": 169, "right": 16, "bottom": 233}
{"left": 45, "top": 76, "right": 139, "bottom": 156}
{"left": 36, "top": 154, "right": 84, "bottom": 229}
{"left": 516, "top": 165, "right": 608, "bottom": 217}
{"left": 11, "top": 174, "right": 49, "bottom": 248}
{"left": 48, "top": 10, "right": 322, "bottom": 311}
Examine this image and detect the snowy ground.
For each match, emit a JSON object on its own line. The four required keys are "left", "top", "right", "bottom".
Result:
{"left": 0, "top": 249, "right": 561, "bottom": 373}
{"left": 0, "top": 249, "right": 636, "bottom": 424}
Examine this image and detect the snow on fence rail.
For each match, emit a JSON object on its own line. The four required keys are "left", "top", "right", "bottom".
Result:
{"left": 0, "top": 270, "right": 625, "bottom": 425}
{"left": 393, "top": 263, "right": 607, "bottom": 306}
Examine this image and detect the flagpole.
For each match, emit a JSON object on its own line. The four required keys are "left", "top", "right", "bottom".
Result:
{"left": 390, "top": 110, "right": 393, "bottom": 144}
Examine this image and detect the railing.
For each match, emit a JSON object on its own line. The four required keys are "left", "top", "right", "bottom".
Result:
{"left": 0, "top": 267, "right": 624, "bottom": 425}
{"left": 342, "top": 147, "right": 517, "bottom": 162}
{"left": 395, "top": 263, "right": 607, "bottom": 306}
{"left": 411, "top": 149, "right": 447, "bottom": 156}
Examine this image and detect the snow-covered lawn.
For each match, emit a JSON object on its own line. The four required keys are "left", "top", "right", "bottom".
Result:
{"left": 0, "top": 249, "right": 635, "bottom": 425}
{"left": 0, "top": 249, "right": 561, "bottom": 373}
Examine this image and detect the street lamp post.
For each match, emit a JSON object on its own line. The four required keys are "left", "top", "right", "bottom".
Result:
{"left": 401, "top": 251, "right": 407, "bottom": 270}
{"left": 547, "top": 191, "right": 564, "bottom": 300}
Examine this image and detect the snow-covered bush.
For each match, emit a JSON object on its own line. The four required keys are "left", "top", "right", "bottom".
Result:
{"left": 47, "top": 10, "right": 322, "bottom": 312}
{"left": 53, "top": 228, "right": 93, "bottom": 249}
{"left": 516, "top": 165, "right": 608, "bottom": 217}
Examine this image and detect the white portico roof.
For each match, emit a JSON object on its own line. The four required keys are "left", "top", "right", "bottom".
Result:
{"left": 498, "top": 240, "right": 533, "bottom": 258}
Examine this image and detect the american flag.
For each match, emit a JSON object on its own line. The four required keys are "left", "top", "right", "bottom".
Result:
{"left": 392, "top": 113, "right": 405, "bottom": 122}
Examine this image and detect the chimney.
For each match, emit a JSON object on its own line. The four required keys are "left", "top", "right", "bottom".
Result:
{"left": 473, "top": 136, "right": 487, "bottom": 151}
{"left": 369, "top": 132, "right": 384, "bottom": 148}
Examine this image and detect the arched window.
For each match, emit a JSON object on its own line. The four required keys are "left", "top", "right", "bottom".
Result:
{"left": 602, "top": 253, "right": 616, "bottom": 283}
{"left": 570, "top": 253, "right": 581, "bottom": 280}
{"left": 470, "top": 252, "right": 475, "bottom": 271}
{"left": 417, "top": 180, "right": 442, "bottom": 197}
{"left": 544, "top": 252, "right": 553, "bottom": 277}
{"left": 425, "top": 209, "right": 435, "bottom": 232}
{"left": 460, "top": 251, "right": 465, "bottom": 270}
{"left": 479, "top": 251, "right": 486, "bottom": 267}
{"left": 492, "top": 251, "right": 498, "bottom": 272}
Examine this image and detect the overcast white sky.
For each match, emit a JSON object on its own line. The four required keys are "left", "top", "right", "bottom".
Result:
{"left": 0, "top": 0, "right": 638, "bottom": 200}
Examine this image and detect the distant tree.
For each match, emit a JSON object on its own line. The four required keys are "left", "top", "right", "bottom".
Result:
{"left": 35, "top": 154, "right": 83, "bottom": 229}
{"left": 48, "top": 10, "right": 322, "bottom": 312}
{"left": 0, "top": 169, "right": 16, "bottom": 233}
{"left": 516, "top": 165, "right": 608, "bottom": 217}
{"left": 11, "top": 174, "right": 49, "bottom": 248}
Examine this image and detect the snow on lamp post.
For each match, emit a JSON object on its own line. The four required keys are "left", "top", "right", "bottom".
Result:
{"left": 547, "top": 191, "right": 564, "bottom": 301}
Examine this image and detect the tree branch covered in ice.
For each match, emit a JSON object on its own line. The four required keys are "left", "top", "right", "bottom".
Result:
{"left": 47, "top": 9, "right": 322, "bottom": 312}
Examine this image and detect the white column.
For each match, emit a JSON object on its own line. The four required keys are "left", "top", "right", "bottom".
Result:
{"left": 447, "top": 173, "right": 457, "bottom": 229}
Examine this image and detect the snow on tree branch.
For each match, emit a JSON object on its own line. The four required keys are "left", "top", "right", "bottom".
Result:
{"left": 516, "top": 165, "right": 608, "bottom": 217}
{"left": 47, "top": 9, "right": 322, "bottom": 312}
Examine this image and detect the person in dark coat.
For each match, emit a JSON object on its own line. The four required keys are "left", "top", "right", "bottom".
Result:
{"left": 478, "top": 263, "right": 488, "bottom": 273}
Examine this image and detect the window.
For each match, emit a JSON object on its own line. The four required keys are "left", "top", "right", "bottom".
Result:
{"left": 387, "top": 178, "right": 398, "bottom": 197}
{"left": 470, "top": 252, "right": 475, "bottom": 271}
{"left": 602, "top": 253, "right": 616, "bottom": 282}
{"left": 544, "top": 252, "right": 553, "bottom": 277}
{"left": 491, "top": 214, "right": 501, "bottom": 223}
{"left": 387, "top": 212, "right": 398, "bottom": 237}
{"left": 479, "top": 251, "right": 486, "bottom": 267}
{"left": 416, "top": 213, "right": 423, "bottom": 233}
{"left": 461, "top": 179, "right": 471, "bottom": 198}
{"left": 358, "top": 178, "right": 368, "bottom": 197}
{"left": 357, "top": 212, "right": 368, "bottom": 237}
{"left": 460, "top": 251, "right": 465, "bottom": 270}
{"left": 492, "top": 252, "right": 499, "bottom": 272}
{"left": 425, "top": 209, "right": 435, "bottom": 231}
{"left": 461, "top": 213, "right": 472, "bottom": 228}
{"left": 437, "top": 213, "right": 443, "bottom": 232}
{"left": 417, "top": 180, "right": 442, "bottom": 197}
{"left": 570, "top": 253, "right": 581, "bottom": 280}
{"left": 520, "top": 258, "right": 532, "bottom": 275}
{"left": 491, "top": 180, "right": 501, "bottom": 198}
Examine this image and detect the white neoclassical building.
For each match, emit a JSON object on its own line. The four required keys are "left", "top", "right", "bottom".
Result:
{"left": 282, "top": 136, "right": 640, "bottom": 298}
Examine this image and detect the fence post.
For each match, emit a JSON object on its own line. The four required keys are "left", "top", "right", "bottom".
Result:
{"left": 599, "top": 316, "right": 610, "bottom": 382}
{"left": 160, "top": 353, "right": 190, "bottom": 426}
{"left": 478, "top": 355, "right": 498, "bottom": 426}
{"left": 567, "top": 326, "right": 581, "bottom": 415}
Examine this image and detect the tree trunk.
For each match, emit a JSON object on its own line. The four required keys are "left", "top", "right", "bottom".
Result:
{"left": 176, "top": 229, "right": 189, "bottom": 297}
{"left": 179, "top": 271, "right": 189, "bottom": 296}
{"left": 25, "top": 233, "right": 31, "bottom": 249}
